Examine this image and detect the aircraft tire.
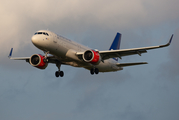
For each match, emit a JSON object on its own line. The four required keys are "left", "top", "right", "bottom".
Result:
{"left": 90, "top": 68, "right": 94, "bottom": 75}
{"left": 55, "top": 71, "right": 60, "bottom": 77}
{"left": 94, "top": 68, "right": 99, "bottom": 74}
{"left": 59, "top": 71, "right": 64, "bottom": 77}
{"left": 55, "top": 71, "right": 64, "bottom": 77}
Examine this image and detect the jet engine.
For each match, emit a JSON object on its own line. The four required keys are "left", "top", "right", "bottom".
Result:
{"left": 82, "top": 50, "right": 101, "bottom": 64}
{"left": 29, "top": 54, "right": 48, "bottom": 69}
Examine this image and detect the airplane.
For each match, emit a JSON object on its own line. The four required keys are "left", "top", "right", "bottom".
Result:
{"left": 8, "top": 30, "right": 173, "bottom": 77}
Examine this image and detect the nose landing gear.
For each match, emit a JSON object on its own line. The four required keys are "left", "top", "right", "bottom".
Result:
{"left": 55, "top": 62, "right": 64, "bottom": 77}
{"left": 43, "top": 51, "right": 49, "bottom": 63}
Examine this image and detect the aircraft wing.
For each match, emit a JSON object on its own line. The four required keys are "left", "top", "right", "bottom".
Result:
{"left": 93, "top": 35, "right": 173, "bottom": 60}
{"left": 8, "top": 48, "right": 59, "bottom": 64}
{"left": 8, "top": 48, "right": 30, "bottom": 60}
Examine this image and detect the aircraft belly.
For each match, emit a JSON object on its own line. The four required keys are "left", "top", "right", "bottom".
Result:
{"left": 97, "top": 60, "right": 122, "bottom": 72}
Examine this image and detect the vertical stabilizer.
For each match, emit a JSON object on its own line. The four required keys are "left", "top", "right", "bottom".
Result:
{"left": 109, "top": 33, "right": 122, "bottom": 61}
{"left": 109, "top": 33, "right": 122, "bottom": 50}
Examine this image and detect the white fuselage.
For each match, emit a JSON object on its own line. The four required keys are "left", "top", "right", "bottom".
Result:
{"left": 31, "top": 30, "right": 122, "bottom": 72}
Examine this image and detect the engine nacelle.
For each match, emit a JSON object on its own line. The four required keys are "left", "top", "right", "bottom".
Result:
{"left": 82, "top": 50, "right": 101, "bottom": 64}
{"left": 29, "top": 54, "right": 48, "bottom": 69}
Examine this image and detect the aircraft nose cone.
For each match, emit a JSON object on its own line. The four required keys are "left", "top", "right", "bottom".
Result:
{"left": 31, "top": 35, "right": 39, "bottom": 45}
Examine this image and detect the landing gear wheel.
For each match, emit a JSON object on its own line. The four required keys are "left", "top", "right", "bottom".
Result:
{"left": 55, "top": 71, "right": 59, "bottom": 77}
{"left": 90, "top": 68, "right": 99, "bottom": 75}
{"left": 55, "top": 71, "right": 64, "bottom": 77}
{"left": 94, "top": 68, "right": 99, "bottom": 74}
{"left": 55, "top": 71, "right": 60, "bottom": 77}
{"left": 59, "top": 71, "right": 64, "bottom": 77}
{"left": 90, "top": 68, "right": 94, "bottom": 75}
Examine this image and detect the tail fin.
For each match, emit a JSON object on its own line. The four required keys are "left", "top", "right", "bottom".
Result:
{"left": 109, "top": 33, "right": 122, "bottom": 50}
{"left": 109, "top": 33, "right": 122, "bottom": 61}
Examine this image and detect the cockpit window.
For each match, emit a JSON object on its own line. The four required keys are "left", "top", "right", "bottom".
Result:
{"left": 34, "top": 32, "right": 49, "bottom": 36}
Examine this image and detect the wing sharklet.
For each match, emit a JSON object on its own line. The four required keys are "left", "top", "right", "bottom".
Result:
{"left": 159, "top": 34, "right": 173, "bottom": 47}
{"left": 8, "top": 48, "right": 13, "bottom": 58}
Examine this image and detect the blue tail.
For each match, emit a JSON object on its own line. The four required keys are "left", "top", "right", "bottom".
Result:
{"left": 109, "top": 33, "right": 122, "bottom": 61}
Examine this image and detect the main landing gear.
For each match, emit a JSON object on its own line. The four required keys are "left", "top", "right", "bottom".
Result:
{"left": 55, "top": 62, "right": 64, "bottom": 77}
{"left": 55, "top": 71, "right": 64, "bottom": 77}
{"left": 90, "top": 68, "right": 99, "bottom": 75}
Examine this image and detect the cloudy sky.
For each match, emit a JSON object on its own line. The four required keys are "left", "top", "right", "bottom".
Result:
{"left": 1, "top": 0, "right": 179, "bottom": 120}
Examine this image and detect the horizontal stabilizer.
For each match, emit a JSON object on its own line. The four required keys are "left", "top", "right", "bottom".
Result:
{"left": 116, "top": 62, "right": 148, "bottom": 67}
